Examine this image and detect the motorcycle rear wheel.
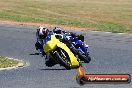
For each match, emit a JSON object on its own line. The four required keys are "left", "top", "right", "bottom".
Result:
{"left": 81, "top": 54, "right": 91, "bottom": 63}
{"left": 70, "top": 46, "right": 91, "bottom": 63}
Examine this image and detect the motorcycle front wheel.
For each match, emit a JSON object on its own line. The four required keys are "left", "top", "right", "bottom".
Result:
{"left": 53, "top": 48, "right": 71, "bottom": 70}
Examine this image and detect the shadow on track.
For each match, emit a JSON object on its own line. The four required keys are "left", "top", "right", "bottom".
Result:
{"left": 29, "top": 53, "right": 40, "bottom": 55}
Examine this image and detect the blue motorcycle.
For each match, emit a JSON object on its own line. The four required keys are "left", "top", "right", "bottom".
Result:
{"left": 59, "top": 31, "right": 91, "bottom": 63}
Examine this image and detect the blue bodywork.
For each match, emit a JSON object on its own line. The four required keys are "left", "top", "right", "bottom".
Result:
{"left": 67, "top": 36, "right": 89, "bottom": 56}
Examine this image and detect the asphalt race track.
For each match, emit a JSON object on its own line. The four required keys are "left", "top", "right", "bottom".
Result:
{"left": 0, "top": 24, "right": 132, "bottom": 88}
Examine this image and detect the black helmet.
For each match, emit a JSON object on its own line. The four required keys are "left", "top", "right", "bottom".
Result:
{"left": 70, "top": 32, "right": 77, "bottom": 37}
{"left": 78, "top": 34, "right": 84, "bottom": 42}
{"left": 53, "top": 27, "right": 62, "bottom": 34}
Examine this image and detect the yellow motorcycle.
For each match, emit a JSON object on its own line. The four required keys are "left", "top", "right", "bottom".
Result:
{"left": 43, "top": 34, "right": 80, "bottom": 69}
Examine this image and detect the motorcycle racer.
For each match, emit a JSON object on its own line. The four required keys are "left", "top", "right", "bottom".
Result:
{"left": 35, "top": 26, "right": 57, "bottom": 67}
{"left": 35, "top": 26, "right": 48, "bottom": 55}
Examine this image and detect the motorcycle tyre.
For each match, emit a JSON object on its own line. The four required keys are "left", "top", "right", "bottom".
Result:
{"left": 70, "top": 46, "right": 91, "bottom": 63}
{"left": 53, "top": 50, "right": 71, "bottom": 70}
{"left": 81, "top": 54, "right": 91, "bottom": 63}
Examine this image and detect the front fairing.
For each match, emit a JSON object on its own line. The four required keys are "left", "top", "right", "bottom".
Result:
{"left": 43, "top": 35, "right": 59, "bottom": 53}
{"left": 56, "top": 43, "right": 79, "bottom": 66}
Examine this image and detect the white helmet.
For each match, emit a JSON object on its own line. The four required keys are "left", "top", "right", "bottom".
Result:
{"left": 38, "top": 26, "right": 49, "bottom": 36}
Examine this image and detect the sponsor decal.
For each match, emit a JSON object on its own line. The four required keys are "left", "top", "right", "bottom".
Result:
{"left": 76, "top": 67, "right": 131, "bottom": 85}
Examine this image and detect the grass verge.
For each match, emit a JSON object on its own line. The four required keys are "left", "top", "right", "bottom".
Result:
{"left": 0, "top": 0, "right": 132, "bottom": 33}
{"left": 0, "top": 56, "right": 18, "bottom": 68}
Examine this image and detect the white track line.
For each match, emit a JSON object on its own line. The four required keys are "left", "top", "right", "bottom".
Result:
{"left": 90, "top": 31, "right": 132, "bottom": 36}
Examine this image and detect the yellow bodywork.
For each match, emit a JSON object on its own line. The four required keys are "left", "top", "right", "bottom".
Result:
{"left": 43, "top": 35, "right": 79, "bottom": 67}
{"left": 57, "top": 43, "right": 79, "bottom": 66}
{"left": 44, "top": 35, "right": 59, "bottom": 53}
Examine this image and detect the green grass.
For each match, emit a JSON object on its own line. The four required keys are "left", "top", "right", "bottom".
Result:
{"left": 0, "top": 0, "right": 132, "bottom": 33}
{"left": 0, "top": 56, "right": 18, "bottom": 68}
